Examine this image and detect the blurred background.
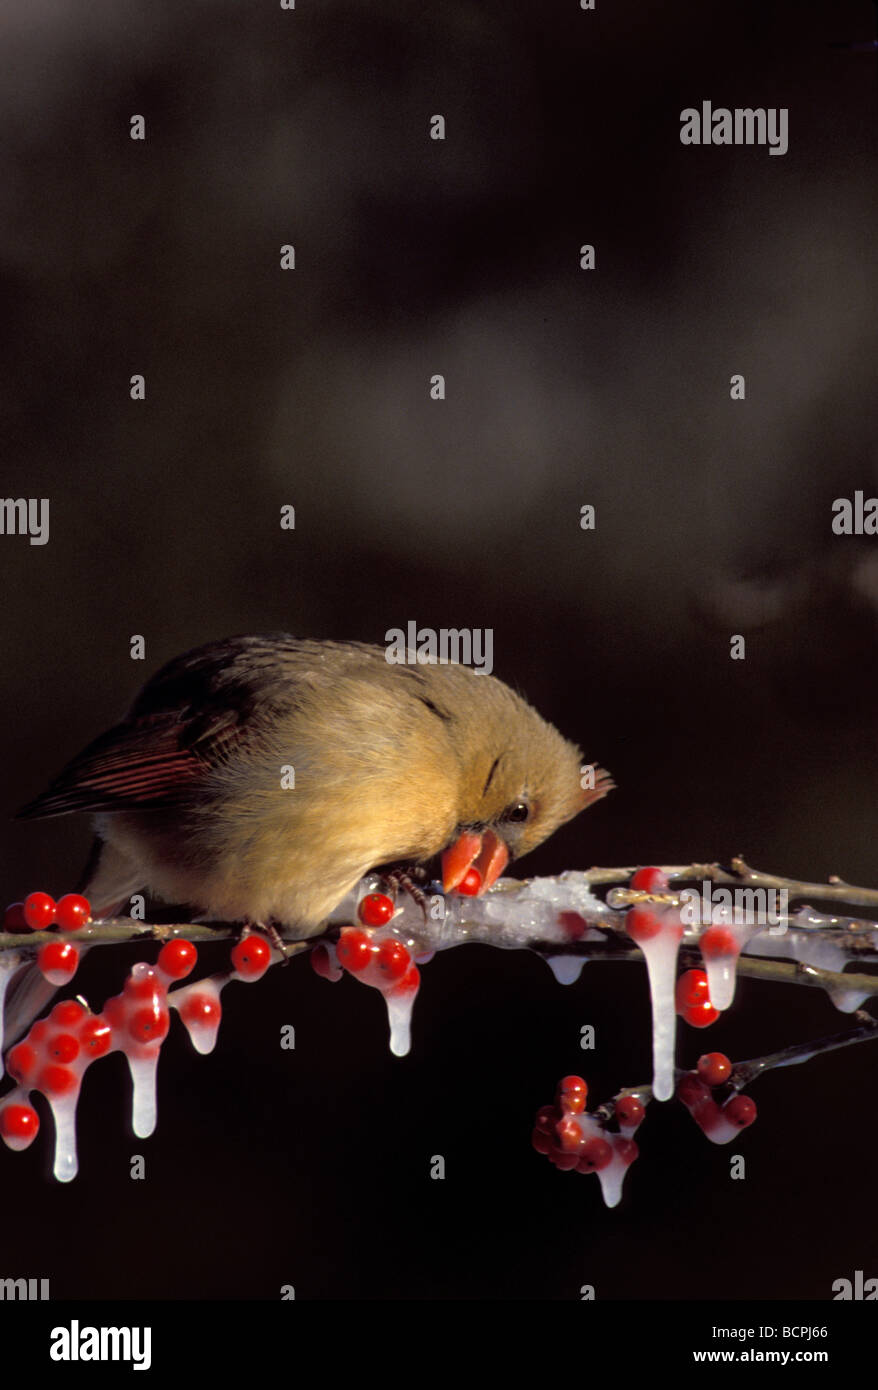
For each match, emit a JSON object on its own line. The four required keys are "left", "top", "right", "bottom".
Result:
{"left": 1, "top": 0, "right": 877, "bottom": 1300}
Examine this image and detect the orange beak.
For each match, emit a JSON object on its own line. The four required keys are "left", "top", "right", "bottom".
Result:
{"left": 441, "top": 827, "right": 509, "bottom": 894}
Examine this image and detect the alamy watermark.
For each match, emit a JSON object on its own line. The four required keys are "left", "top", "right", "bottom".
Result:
{"left": 680, "top": 102, "right": 789, "bottom": 156}
{"left": 679, "top": 882, "right": 788, "bottom": 931}
{"left": 385, "top": 624, "right": 493, "bottom": 675}
{"left": 0, "top": 497, "right": 49, "bottom": 545}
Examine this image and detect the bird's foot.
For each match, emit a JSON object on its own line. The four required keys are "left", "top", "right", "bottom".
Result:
{"left": 380, "top": 864, "right": 430, "bottom": 919}
{"left": 241, "top": 919, "right": 295, "bottom": 964}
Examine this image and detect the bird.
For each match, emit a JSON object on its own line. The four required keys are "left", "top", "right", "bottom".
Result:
{"left": 17, "top": 634, "right": 613, "bottom": 931}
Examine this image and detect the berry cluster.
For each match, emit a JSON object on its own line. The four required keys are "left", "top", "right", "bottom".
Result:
{"left": 675, "top": 968, "right": 719, "bottom": 1028}
{"left": 531, "top": 1075, "right": 642, "bottom": 1206}
{"left": 308, "top": 886, "right": 423, "bottom": 1057}
{"left": 676, "top": 1051, "right": 757, "bottom": 1144}
{"left": 4, "top": 892, "right": 92, "bottom": 934}
{"left": 0, "top": 925, "right": 282, "bottom": 1179}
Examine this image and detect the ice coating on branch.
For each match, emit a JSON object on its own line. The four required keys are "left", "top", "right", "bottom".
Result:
{"left": 742, "top": 917, "right": 867, "bottom": 1011}
{"left": 0, "top": 952, "right": 22, "bottom": 1076}
{"left": 327, "top": 871, "right": 615, "bottom": 952}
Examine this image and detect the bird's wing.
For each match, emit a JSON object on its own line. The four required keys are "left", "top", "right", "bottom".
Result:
{"left": 15, "top": 633, "right": 335, "bottom": 819}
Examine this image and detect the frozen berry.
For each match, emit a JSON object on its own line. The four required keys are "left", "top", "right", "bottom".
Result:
{"left": 630, "top": 867, "right": 669, "bottom": 893}
{"left": 80, "top": 1016, "right": 113, "bottom": 1057}
{"left": 376, "top": 939, "right": 410, "bottom": 981}
{"left": 55, "top": 894, "right": 91, "bottom": 932}
{"left": 614, "top": 1138, "right": 639, "bottom": 1166}
{"left": 675, "top": 969, "right": 719, "bottom": 1028}
{"left": 615, "top": 1096, "right": 645, "bottom": 1129}
{"left": 37, "top": 940, "right": 79, "bottom": 985}
{"left": 337, "top": 928, "right": 373, "bottom": 973}
{"left": 38, "top": 1064, "right": 77, "bottom": 1096}
{"left": 723, "top": 1094, "right": 757, "bottom": 1129}
{"left": 230, "top": 935, "right": 271, "bottom": 979}
{"left": 697, "top": 1052, "right": 732, "bottom": 1087}
{"left": 457, "top": 867, "right": 482, "bottom": 896}
{"left": 6, "top": 1041, "right": 37, "bottom": 1085}
{"left": 700, "top": 927, "right": 738, "bottom": 959}
{"left": 23, "top": 892, "right": 56, "bottom": 931}
{"left": 358, "top": 893, "right": 395, "bottom": 927}
{"left": 181, "top": 994, "right": 221, "bottom": 1028}
{"left": 0, "top": 1103, "right": 40, "bottom": 1149}
{"left": 51, "top": 1000, "right": 86, "bottom": 1027}
{"left": 577, "top": 1137, "right": 613, "bottom": 1172}
{"left": 3, "top": 902, "right": 29, "bottom": 933}
{"left": 677, "top": 1073, "right": 710, "bottom": 1108}
{"left": 625, "top": 905, "right": 664, "bottom": 942}
{"left": 157, "top": 940, "right": 198, "bottom": 979}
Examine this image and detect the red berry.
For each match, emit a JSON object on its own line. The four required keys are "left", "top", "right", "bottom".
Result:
{"left": 310, "top": 944, "right": 335, "bottom": 979}
{"left": 337, "top": 929, "right": 373, "bottom": 973}
{"left": 0, "top": 1103, "right": 40, "bottom": 1145}
{"left": 358, "top": 893, "right": 395, "bottom": 927}
{"left": 54, "top": 894, "right": 91, "bottom": 932}
{"left": 700, "top": 926, "right": 738, "bottom": 959}
{"left": 692, "top": 1097, "right": 723, "bottom": 1133}
{"left": 23, "top": 892, "right": 56, "bottom": 931}
{"left": 534, "top": 1104, "right": 559, "bottom": 1133}
{"left": 457, "top": 867, "right": 482, "bottom": 896}
{"left": 531, "top": 1127, "right": 551, "bottom": 1155}
{"left": 626, "top": 905, "right": 664, "bottom": 942}
{"left": 559, "top": 1075, "right": 588, "bottom": 1100}
{"left": 615, "top": 1096, "right": 645, "bottom": 1129}
{"left": 630, "top": 867, "right": 669, "bottom": 893}
{"left": 37, "top": 941, "right": 79, "bottom": 984}
{"left": 80, "top": 1016, "right": 112, "bottom": 1057}
{"left": 376, "top": 938, "right": 410, "bottom": 981}
{"left": 125, "top": 972, "right": 162, "bottom": 1001}
{"left": 675, "top": 969, "right": 719, "bottom": 1027}
{"left": 129, "top": 1005, "right": 170, "bottom": 1044}
{"left": 557, "top": 1118, "right": 584, "bottom": 1151}
{"left": 614, "top": 1138, "right": 639, "bottom": 1166}
{"left": 552, "top": 1152, "right": 580, "bottom": 1171}
{"left": 3, "top": 902, "right": 29, "bottom": 933}
{"left": 39, "top": 1064, "right": 77, "bottom": 1095}
{"left": 51, "top": 1000, "right": 86, "bottom": 1027}
{"left": 157, "top": 940, "right": 197, "bottom": 979}
{"left": 697, "top": 1052, "right": 732, "bottom": 1087}
{"left": 577, "top": 1137, "right": 613, "bottom": 1172}
{"left": 558, "top": 911, "right": 586, "bottom": 939}
{"left": 391, "top": 964, "right": 420, "bottom": 995}
{"left": 677, "top": 1073, "right": 710, "bottom": 1108}
{"left": 181, "top": 994, "right": 221, "bottom": 1027}
{"left": 48, "top": 1033, "right": 80, "bottom": 1063}
{"left": 230, "top": 935, "right": 271, "bottom": 979}
{"left": 723, "top": 1094, "right": 757, "bottom": 1128}
{"left": 6, "top": 1041, "right": 37, "bottom": 1084}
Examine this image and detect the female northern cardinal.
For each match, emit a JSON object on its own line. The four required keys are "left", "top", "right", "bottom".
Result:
{"left": 18, "top": 635, "right": 613, "bottom": 929}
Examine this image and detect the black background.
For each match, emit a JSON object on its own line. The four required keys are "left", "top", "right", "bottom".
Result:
{"left": 1, "top": 0, "right": 877, "bottom": 1300}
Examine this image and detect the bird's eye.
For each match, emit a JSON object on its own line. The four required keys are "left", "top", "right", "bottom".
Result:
{"left": 504, "top": 802, "right": 530, "bottom": 823}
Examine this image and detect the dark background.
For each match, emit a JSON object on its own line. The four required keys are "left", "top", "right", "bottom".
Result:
{"left": 1, "top": 0, "right": 877, "bottom": 1300}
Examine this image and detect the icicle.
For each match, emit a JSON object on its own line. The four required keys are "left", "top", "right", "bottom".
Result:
{"left": 333, "top": 926, "right": 422, "bottom": 1057}
{"left": 546, "top": 955, "right": 586, "bottom": 986}
{"left": 625, "top": 906, "right": 682, "bottom": 1101}
{"left": 169, "top": 976, "right": 225, "bottom": 1055}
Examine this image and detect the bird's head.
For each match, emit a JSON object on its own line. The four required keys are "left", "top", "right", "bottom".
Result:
{"left": 440, "top": 701, "right": 613, "bottom": 894}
